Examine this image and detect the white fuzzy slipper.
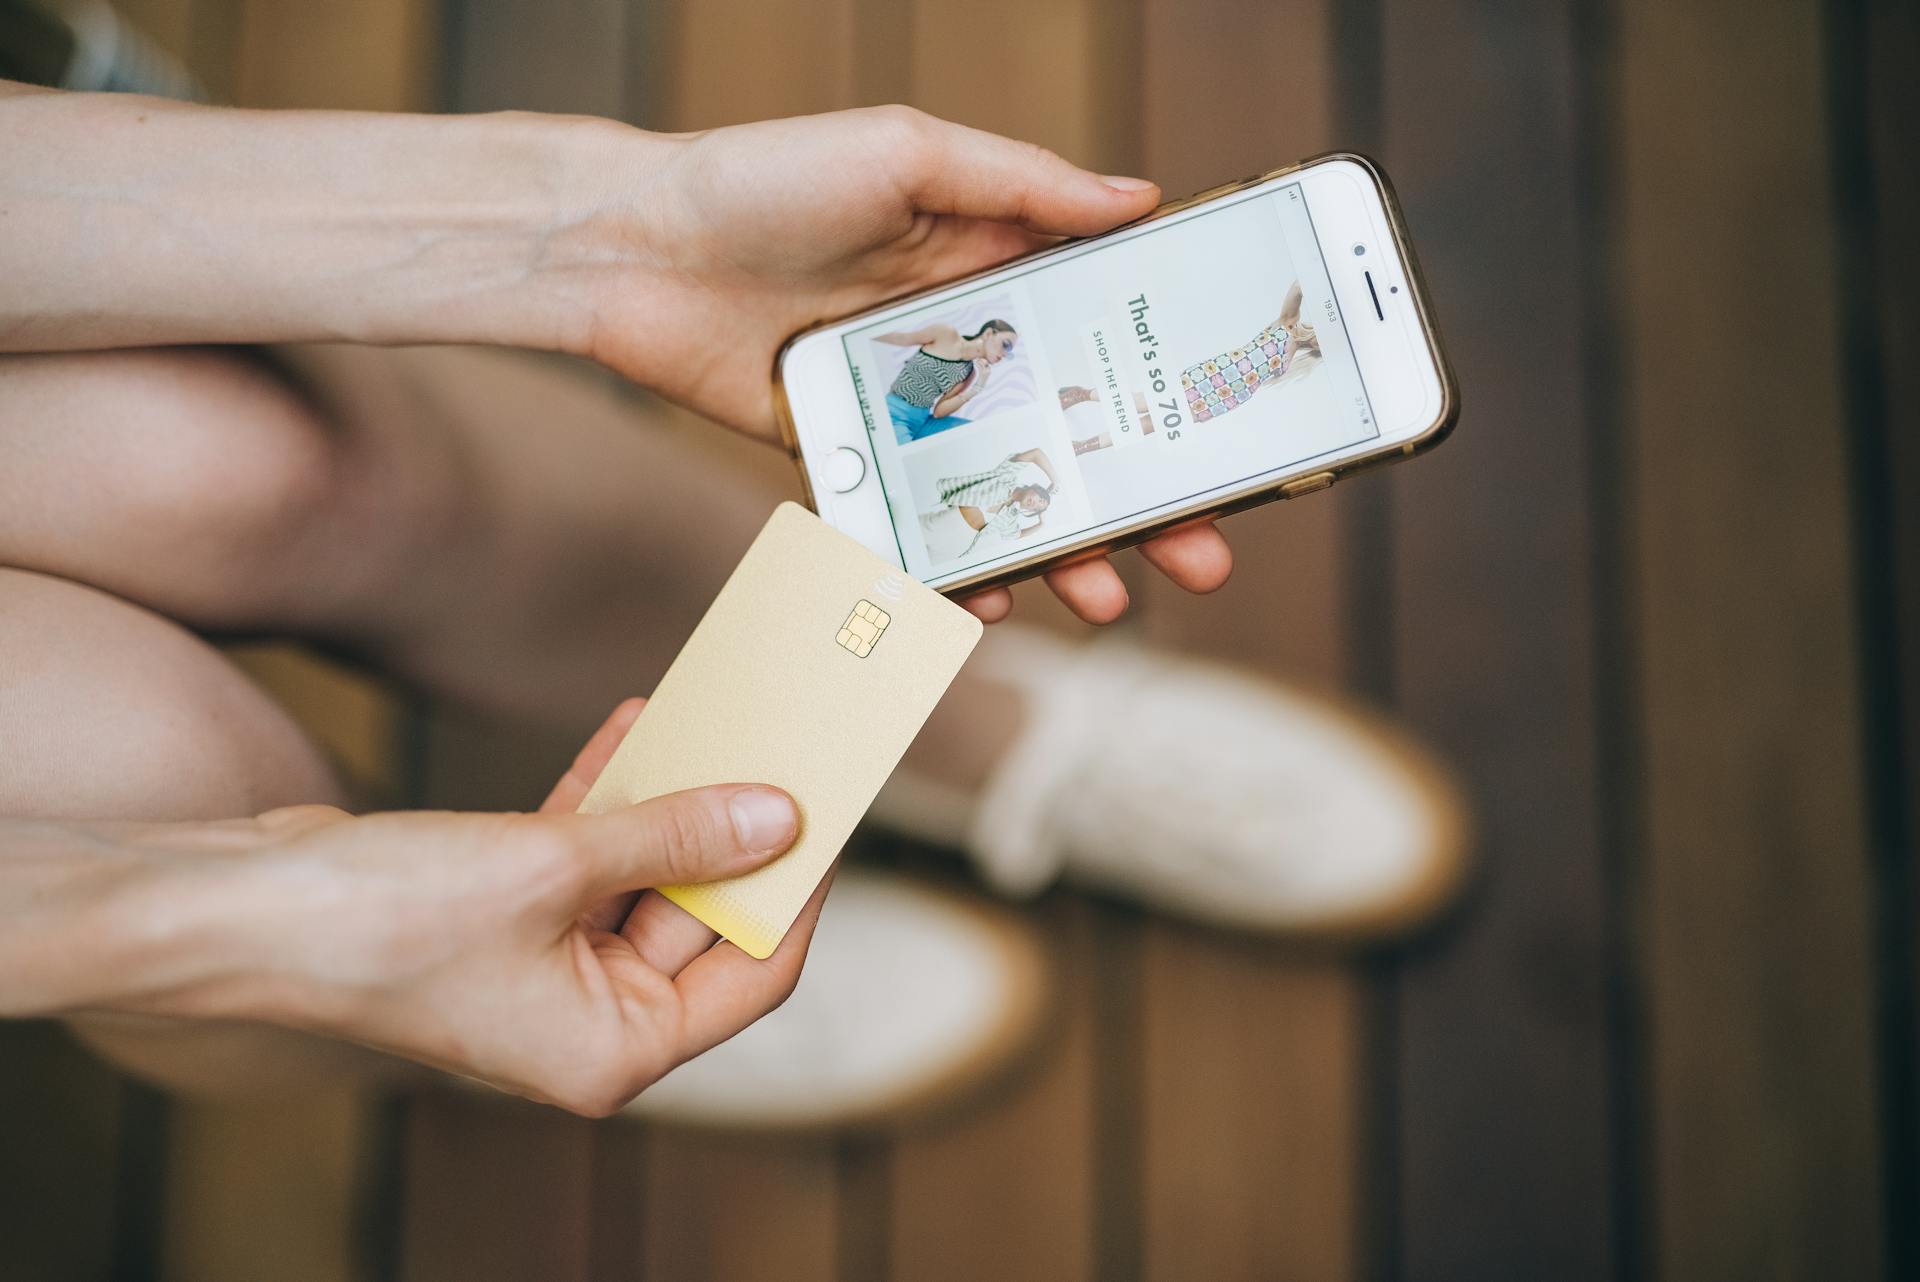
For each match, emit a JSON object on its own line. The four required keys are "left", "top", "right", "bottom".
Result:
{"left": 620, "top": 869, "right": 1048, "bottom": 1131}
{"left": 873, "top": 626, "right": 1470, "bottom": 941}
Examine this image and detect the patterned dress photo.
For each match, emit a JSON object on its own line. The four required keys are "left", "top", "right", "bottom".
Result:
{"left": 1180, "top": 324, "right": 1295, "bottom": 423}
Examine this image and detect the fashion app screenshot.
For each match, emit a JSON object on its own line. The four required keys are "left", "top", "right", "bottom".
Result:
{"left": 841, "top": 183, "right": 1383, "bottom": 580}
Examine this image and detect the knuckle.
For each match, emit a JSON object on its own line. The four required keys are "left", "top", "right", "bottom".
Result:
{"left": 652, "top": 796, "right": 726, "bottom": 884}
{"left": 761, "top": 955, "right": 807, "bottom": 1016}
{"left": 763, "top": 977, "right": 802, "bottom": 1019}
{"left": 870, "top": 103, "right": 935, "bottom": 153}
{"left": 871, "top": 102, "right": 924, "bottom": 131}
{"left": 1024, "top": 139, "right": 1063, "bottom": 170}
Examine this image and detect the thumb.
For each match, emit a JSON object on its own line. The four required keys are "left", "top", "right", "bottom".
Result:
{"left": 893, "top": 109, "right": 1160, "bottom": 237}
{"left": 560, "top": 785, "right": 800, "bottom": 899}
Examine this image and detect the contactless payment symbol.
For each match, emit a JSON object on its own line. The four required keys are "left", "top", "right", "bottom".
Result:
{"left": 871, "top": 573, "right": 905, "bottom": 602}
{"left": 836, "top": 600, "right": 891, "bottom": 658}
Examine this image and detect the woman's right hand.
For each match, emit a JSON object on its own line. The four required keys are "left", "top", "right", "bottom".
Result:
{"left": 11, "top": 702, "right": 817, "bottom": 1117}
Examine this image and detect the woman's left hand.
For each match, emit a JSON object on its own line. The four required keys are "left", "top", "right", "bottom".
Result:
{"left": 575, "top": 106, "right": 1232, "bottom": 624}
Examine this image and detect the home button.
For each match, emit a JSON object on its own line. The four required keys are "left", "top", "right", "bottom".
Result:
{"left": 825, "top": 447, "right": 867, "bottom": 494}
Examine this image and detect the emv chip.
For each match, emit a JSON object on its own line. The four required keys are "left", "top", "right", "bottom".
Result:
{"left": 835, "top": 600, "right": 890, "bottom": 657}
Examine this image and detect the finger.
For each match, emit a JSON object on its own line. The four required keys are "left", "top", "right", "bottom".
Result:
{"left": 541, "top": 698, "right": 646, "bottom": 814}
{"left": 1043, "top": 557, "right": 1131, "bottom": 624}
{"left": 960, "top": 587, "right": 1014, "bottom": 623}
{"left": 556, "top": 784, "right": 800, "bottom": 900}
{"left": 582, "top": 889, "right": 644, "bottom": 934}
{"left": 556, "top": 700, "right": 650, "bottom": 929}
{"left": 667, "top": 869, "right": 836, "bottom": 1060}
{"left": 620, "top": 888, "right": 719, "bottom": 976}
{"left": 893, "top": 109, "right": 1160, "bottom": 237}
{"left": 1137, "top": 521, "right": 1234, "bottom": 594}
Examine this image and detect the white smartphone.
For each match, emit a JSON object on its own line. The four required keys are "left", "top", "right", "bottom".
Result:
{"left": 774, "top": 153, "right": 1457, "bottom": 596}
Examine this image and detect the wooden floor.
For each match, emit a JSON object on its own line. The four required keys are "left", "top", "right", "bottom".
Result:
{"left": 2, "top": 1, "right": 1916, "bottom": 1280}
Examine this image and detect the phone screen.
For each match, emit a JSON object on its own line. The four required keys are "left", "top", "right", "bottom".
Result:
{"left": 836, "top": 180, "right": 1385, "bottom": 586}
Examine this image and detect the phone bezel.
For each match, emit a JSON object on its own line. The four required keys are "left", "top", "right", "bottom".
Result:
{"left": 771, "top": 151, "right": 1459, "bottom": 597}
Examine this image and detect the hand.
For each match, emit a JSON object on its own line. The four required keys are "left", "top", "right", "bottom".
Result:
{"left": 584, "top": 106, "right": 1233, "bottom": 624}
{"left": 586, "top": 106, "right": 1148, "bottom": 439}
{"left": 94, "top": 701, "right": 819, "bottom": 1116}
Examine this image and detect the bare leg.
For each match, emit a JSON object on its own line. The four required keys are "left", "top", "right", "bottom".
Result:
{"left": 0, "top": 568, "right": 410, "bottom": 1091}
{"left": 0, "top": 345, "right": 777, "bottom": 726}
{"left": 0, "top": 343, "right": 1026, "bottom": 758}
{"left": 0, "top": 343, "right": 1027, "bottom": 1087}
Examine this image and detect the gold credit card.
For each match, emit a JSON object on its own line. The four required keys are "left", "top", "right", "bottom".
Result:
{"left": 576, "top": 503, "right": 983, "bottom": 958}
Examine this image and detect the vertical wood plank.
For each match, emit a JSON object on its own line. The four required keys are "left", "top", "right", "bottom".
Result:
{"left": 908, "top": 0, "right": 1121, "bottom": 168}
{"left": 586, "top": 1122, "right": 648, "bottom": 1282}
{"left": 398, "top": 1093, "right": 596, "bottom": 1282}
{"left": 850, "top": 0, "right": 914, "bottom": 109}
{"left": 878, "top": 7, "right": 1116, "bottom": 1278}
{"left": 659, "top": 0, "right": 859, "bottom": 129}
{"left": 178, "top": 0, "right": 242, "bottom": 103}
{"left": 1136, "top": 923, "right": 1364, "bottom": 1282}
{"left": 445, "top": 0, "right": 628, "bottom": 117}
{"left": 633, "top": 1131, "right": 840, "bottom": 1282}
{"left": 114, "top": 0, "right": 199, "bottom": 63}
{"left": 0, "top": 2, "right": 200, "bottom": 1234}
{"left": 888, "top": 899, "right": 1099, "bottom": 1282}
{"left": 616, "top": 14, "right": 876, "bottom": 1282}
{"left": 1617, "top": 2, "right": 1884, "bottom": 1278}
{"left": 160, "top": 1089, "right": 370, "bottom": 1282}
{"left": 886, "top": 1048, "right": 1096, "bottom": 1282}
{"left": 1858, "top": 2, "right": 1920, "bottom": 1273}
{"left": 144, "top": 6, "right": 432, "bottom": 1278}
{"left": 113, "top": 0, "right": 236, "bottom": 103}
{"left": 1135, "top": 0, "right": 1344, "bottom": 685}
{"left": 1863, "top": 5, "right": 1920, "bottom": 857}
{"left": 1140, "top": 936, "right": 1360, "bottom": 1282}
{"left": 1131, "top": 5, "right": 1364, "bottom": 1281}
{"left": 400, "top": 11, "right": 637, "bottom": 1282}
{"left": 0, "top": 1023, "right": 132, "bottom": 1282}
{"left": 228, "top": 0, "right": 438, "bottom": 112}
{"left": 1374, "top": 0, "right": 1617, "bottom": 1277}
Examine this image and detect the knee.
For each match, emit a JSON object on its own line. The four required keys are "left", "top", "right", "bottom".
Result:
{"left": 0, "top": 569, "right": 342, "bottom": 821}
{"left": 0, "top": 349, "right": 347, "bottom": 620}
{"left": 0, "top": 568, "right": 369, "bottom": 1093}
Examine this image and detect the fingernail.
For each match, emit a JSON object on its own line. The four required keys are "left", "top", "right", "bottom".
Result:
{"left": 1101, "top": 174, "right": 1157, "bottom": 192}
{"left": 729, "top": 788, "right": 798, "bottom": 855}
